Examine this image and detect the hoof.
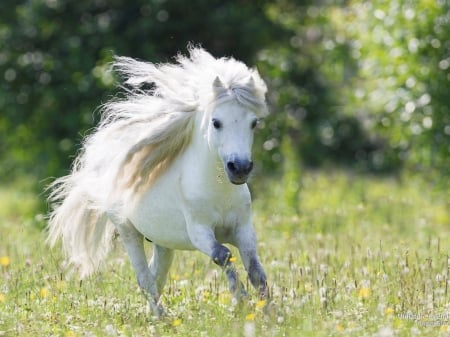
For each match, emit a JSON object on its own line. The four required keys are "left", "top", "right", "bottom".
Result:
{"left": 261, "top": 299, "right": 277, "bottom": 317}
{"left": 148, "top": 300, "right": 165, "bottom": 318}
{"left": 236, "top": 286, "right": 248, "bottom": 300}
{"left": 230, "top": 281, "right": 248, "bottom": 300}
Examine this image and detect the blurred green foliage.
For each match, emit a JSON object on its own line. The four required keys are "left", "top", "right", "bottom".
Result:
{"left": 0, "top": 0, "right": 448, "bottom": 184}
{"left": 332, "top": 0, "right": 450, "bottom": 175}
{"left": 255, "top": 0, "right": 449, "bottom": 176}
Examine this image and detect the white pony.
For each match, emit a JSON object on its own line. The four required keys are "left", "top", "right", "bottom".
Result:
{"left": 47, "top": 47, "right": 269, "bottom": 316}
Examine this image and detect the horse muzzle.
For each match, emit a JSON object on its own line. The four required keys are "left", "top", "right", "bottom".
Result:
{"left": 225, "top": 156, "right": 253, "bottom": 185}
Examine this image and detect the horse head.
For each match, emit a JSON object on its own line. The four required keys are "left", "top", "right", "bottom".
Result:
{"left": 207, "top": 76, "right": 261, "bottom": 185}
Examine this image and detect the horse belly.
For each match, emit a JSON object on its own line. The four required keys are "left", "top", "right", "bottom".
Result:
{"left": 127, "top": 188, "right": 194, "bottom": 250}
{"left": 130, "top": 207, "right": 194, "bottom": 250}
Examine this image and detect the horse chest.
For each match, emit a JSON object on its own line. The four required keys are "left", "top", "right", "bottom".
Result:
{"left": 184, "top": 183, "right": 250, "bottom": 224}
{"left": 127, "top": 176, "right": 250, "bottom": 250}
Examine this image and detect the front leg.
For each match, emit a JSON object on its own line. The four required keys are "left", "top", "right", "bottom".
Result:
{"left": 187, "top": 223, "right": 246, "bottom": 298}
{"left": 234, "top": 224, "right": 268, "bottom": 299}
{"left": 149, "top": 245, "right": 174, "bottom": 296}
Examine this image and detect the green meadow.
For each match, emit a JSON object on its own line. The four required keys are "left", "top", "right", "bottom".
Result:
{"left": 2, "top": 1, "right": 449, "bottom": 336}
{"left": 0, "top": 172, "right": 448, "bottom": 336}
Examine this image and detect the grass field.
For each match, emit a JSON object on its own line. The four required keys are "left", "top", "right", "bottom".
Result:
{"left": 0, "top": 172, "right": 449, "bottom": 336}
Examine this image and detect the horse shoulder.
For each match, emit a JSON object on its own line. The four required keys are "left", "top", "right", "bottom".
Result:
{"left": 180, "top": 173, "right": 252, "bottom": 227}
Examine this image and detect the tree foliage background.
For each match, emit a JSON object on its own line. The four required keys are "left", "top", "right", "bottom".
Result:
{"left": 1, "top": 0, "right": 449, "bottom": 187}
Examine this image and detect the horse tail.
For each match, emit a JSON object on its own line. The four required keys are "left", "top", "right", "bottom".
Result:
{"left": 47, "top": 174, "right": 116, "bottom": 278}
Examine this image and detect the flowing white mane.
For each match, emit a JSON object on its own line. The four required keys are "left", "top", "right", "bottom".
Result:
{"left": 50, "top": 47, "right": 268, "bottom": 208}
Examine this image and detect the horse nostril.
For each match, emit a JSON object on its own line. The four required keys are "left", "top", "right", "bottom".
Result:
{"left": 227, "top": 160, "right": 253, "bottom": 175}
{"left": 227, "top": 161, "right": 237, "bottom": 173}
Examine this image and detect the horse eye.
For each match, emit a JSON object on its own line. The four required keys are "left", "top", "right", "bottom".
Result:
{"left": 251, "top": 119, "right": 259, "bottom": 129}
{"left": 212, "top": 119, "right": 222, "bottom": 130}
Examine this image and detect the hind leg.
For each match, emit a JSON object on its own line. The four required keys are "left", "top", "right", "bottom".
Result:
{"left": 149, "top": 245, "right": 174, "bottom": 297}
{"left": 108, "top": 214, "right": 164, "bottom": 317}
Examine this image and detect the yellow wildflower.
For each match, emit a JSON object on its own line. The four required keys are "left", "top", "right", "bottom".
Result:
{"left": 256, "top": 300, "right": 266, "bottom": 309}
{"left": 0, "top": 256, "right": 10, "bottom": 267}
{"left": 246, "top": 313, "right": 256, "bottom": 321}
{"left": 384, "top": 307, "right": 394, "bottom": 315}
{"left": 39, "top": 287, "right": 49, "bottom": 298}
{"left": 0, "top": 293, "right": 5, "bottom": 302}
{"left": 393, "top": 317, "right": 403, "bottom": 328}
{"left": 172, "top": 319, "right": 182, "bottom": 327}
{"left": 229, "top": 256, "right": 237, "bottom": 262}
{"left": 202, "top": 290, "right": 211, "bottom": 301}
{"left": 65, "top": 331, "right": 75, "bottom": 337}
{"left": 218, "top": 292, "right": 231, "bottom": 305}
{"left": 358, "top": 287, "right": 370, "bottom": 299}
{"left": 336, "top": 324, "right": 344, "bottom": 332}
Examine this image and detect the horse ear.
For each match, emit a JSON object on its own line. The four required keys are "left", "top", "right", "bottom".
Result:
{"left": 246, "top": 76, "right": 256, "bottom": 91}
{"left": 213, "top": 76, "right": 224, "bottom": 89}
{"left": 213, "top": 76, "right": 226, "bottom": 95}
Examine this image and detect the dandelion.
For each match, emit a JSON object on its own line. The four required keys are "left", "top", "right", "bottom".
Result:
{"left": 393, "top": 317, "right": 404, "bottom": 329}
{"left": 172, "top": 318, "right": 182, "bottom": 327}
{"left": 245, "top": 313, "right": 256, "bottom": 321}
{"left": 0, "top": 256, "right": 10, "bottom": 267}
{"left": 229, "top": 256, "right": 237, "bottom": 262}
{"left": 256, "top": 300, "right": 266, "bottom": 309}
{"left": 358, "top": 287, "right": 370, "bottom": 299}
{"left": 218, "top": 292, "right": 231, "bottom": 305}
{"left": 440, "top": 325, "right": 449, "bottom": 332}
{"left": 0, "top": 293, "right": 5, "bottom": 302}
{"left": 39, "top": 287, "right": 49, "bottom": 298}
{"left": 336, "top": 324, "right": 344, "bottom": 332}
{"left": 384, "top": 307, "right": 394, "bottom": 315}
{"left": 202, "top": 290, "right": 211, "bottom": 301}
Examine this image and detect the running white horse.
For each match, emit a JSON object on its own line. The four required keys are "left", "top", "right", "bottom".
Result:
{"left": 47, "top": 47, "right": 269, "bottom": 316}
